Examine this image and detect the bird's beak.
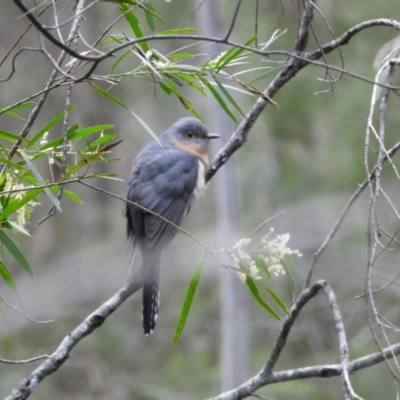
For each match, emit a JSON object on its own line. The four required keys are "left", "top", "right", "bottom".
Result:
{"left": 207, "top": 132, "right": 220, "bottom": 140}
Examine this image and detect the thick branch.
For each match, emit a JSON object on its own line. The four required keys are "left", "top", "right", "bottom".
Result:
{"left": 208, "top": 279, "right": 400, "bottom": 400}
{"left": 309, "top": 19, "right": 400, "bottom": 60}
{"left": 206, "top": 0, "right": 315, "bottom": 182}
{"left": 4, "top": 277, "right": 143, "bottom": 400}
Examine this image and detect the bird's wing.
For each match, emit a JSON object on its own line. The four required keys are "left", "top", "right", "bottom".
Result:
{"left": 126, "top": 146, "right": 199, "bottom": 261}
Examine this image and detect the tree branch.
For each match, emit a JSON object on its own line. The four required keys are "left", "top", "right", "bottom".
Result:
{"left": 4, "top": 277, "right": 143, "bottom": 400}
{"left": 207, "top": 279, "right": 400, "bottom": 400}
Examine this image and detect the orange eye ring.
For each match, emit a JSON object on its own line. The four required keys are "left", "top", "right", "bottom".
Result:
{"left": 185, "top": 131, "right": 196, "bottom": 140}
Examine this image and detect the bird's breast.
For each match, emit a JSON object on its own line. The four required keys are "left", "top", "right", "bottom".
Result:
{"left": 193, "top": 159, "right": 206, "bottom": 201}
{"left": 185, "top": 159, "right": 206, "bottom": 216}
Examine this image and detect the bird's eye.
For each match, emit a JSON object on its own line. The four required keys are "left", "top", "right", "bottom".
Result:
{"left": 185, "top": 131, "right": 196, "bottom": 140}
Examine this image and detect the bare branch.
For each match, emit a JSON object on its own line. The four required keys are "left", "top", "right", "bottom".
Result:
{"left": 224, "top": 0, "right": 242, "bottom": 41}
{"left": 304, "top": 139, "right": 400, "bottom": 288}
{"left": 262, "top": 280, "right": 324, "bottom": 377}
{"left": 309, "top": 19, "right": 400, "bottom": 60}
{"left": 207, "top": 279, "right": 400, "bottom": 400}
{"left": 293, "top": 0, "right": 314, "bottom": 55}
{"left": 4, "top": 278, "right": 142, "bottom": 400}
{"left": 322, "top": 282, "right": 362, "bottom": 400}
{"left": 0, "top": 293, "right": 52, "bottom": 324}
{"left": 0, "top": 355, "right": 49, "bottom": 365}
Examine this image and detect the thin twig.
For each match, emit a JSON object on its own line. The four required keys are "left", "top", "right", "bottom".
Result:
{"left": 0, "top": 355, "right": 49, "bottom": 365}
{"left": 0, "top": 293, "right": 53, "bottom": 324}
{"left": 304, "top": 140, "right": 400, "bottom": 288}
{"left": 224, "top": 0, "right": 242, "bottom": 41}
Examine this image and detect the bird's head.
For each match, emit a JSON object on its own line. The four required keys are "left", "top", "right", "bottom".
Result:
{"left": 161, "top": 117, "right": 220, "bottom": 164}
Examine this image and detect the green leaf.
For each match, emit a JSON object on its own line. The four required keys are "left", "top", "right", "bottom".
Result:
{"left": 0, "top": 259, "right": 19, "bottom": 293}
{"left": 110, "top": 49, "right": 131, "bottom": 73}
{"left": 213, "top": 76, "right": 245, "bottom": 117}
{"left": 81, "top": 134, "right": 117, "bottom": 151}
{"left": 173, "top": 256, "right": 206, "bottom": 343}
{"left": 20, "top": 151, "right": 61, "bottom": 212}
{"left": 0, "top": 157, "right": 28, "bottom": 174}
{"left": 249, "top": 212, "right": 284, "bottom": 237}
{"left": 69, "top": 125, "right": 115, "bottom": 142}
{"left": 14, "top": 173, "right": 38, "bottom": 187}
{"left": 102, "top": 0, "right": 139, "bottom": 4}
{"left": 162, "top": 78, "right": 204, "bottom": 122}
{"left": 143, "top": 0, "right": 155, "bottom": 31}
{"left": 1, "top": 102, "right": 35, "bottom": 120}
{"left": 63, "top": 189, "right": 83, "bottom": 204}
{"left": 4, "top": 111, "right": 24, "bottom": 121}
{"left": 168, "top": 53, "right": 194, "bottom": 62}
{"left": 28, "top": 105, "right": 74, "bottom": 149}
{"left": 254, "top": 256, "right": 271, "bottom": 278}
{"left": 51, "top": 187, "right": 83, "bottom": 204}
{"left": 160, "top": 28, "right": 199, "bottom": 35}
{"left": 120, "top": 3, "right": 149, "bottom": 53}
{"left": 0, "top": 130, "right": 32, "bottom": 145}
{"left": 141, "top": 1, "right": 165, "bottom": 23}
{"left": 177, "top": 73, "right": 206, "bottom": 96}
{"left": 245, "top": 276, "right": 280, "bottom": 320}
{"left": 285, "top": 255, "right": 297, "bottom": 270}
{"left": 249, "top": 219, "right": 270, "bottom": 237}
{"left": 159, "top": 80, "right": 172, "bottom": 95}
{"left": 248, "top": 65, "right": 289, "bottom": 84}
{"left": 107, "top": 0, "right": 164, "bottom": 23}
{"left": 39, "top": 124, "right": 114, "bottom": 151}
{"left": 281, "top": 259, "right": 297, "bottom": 300}
{"left": 259, "top": 281, "right": 290, "bottom": 315}
{"left": 0, "top": 229, "right": 33, "bottom": 276}
{"left": 200, "top": 78, "right": 237, "bottom": 122}
{"left": 1, "top": 188, "right": 42, "bottom": 222}
{"left": 0, "top": 102, "right": 35, "bottom": 113}
{"left": 216, "top": 36, "right": 257, "bottom": 71}
{"left": 90, "top": 83, "right": 127, "bottom": 109}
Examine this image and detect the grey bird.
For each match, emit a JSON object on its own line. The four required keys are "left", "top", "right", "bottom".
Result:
{"left": 125, "top": 117, "right": 220, "bottom": 335}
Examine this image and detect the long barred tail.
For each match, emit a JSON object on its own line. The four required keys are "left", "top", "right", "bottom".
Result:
{"left": 142, "top": 262, "right": 160, "bottom": 335}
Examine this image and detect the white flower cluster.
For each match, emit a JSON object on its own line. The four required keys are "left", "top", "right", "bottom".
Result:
{"left": 229, "top": 229, "right": 302, "bottom": 283}
{"left": 39, "top": 131, "right": 49, "bottom": 146}
{"left": 153, "top": 60, "right": 170, "bottom": 69}
{"left": 230, "top": 238, "right": 260, "bottom": 283}
{"left": 260, "top": 233, "right": 302, "bottom": 277}
{"left": 207, "top": 51, "right": 227, "bottom": 68}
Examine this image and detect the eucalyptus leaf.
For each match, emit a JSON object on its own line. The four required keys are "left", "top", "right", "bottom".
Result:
{"left": 120, "top": 3, "right": 149, "bottom": 53}
{"left": 90, "top": 83, "right": 127, "bottom": 109}
{"left": 0, "top": 229, "right": 33, "bottom": 277}
{"left": 245, "top": 276, "right": 280, "bottom": 320}
{"left": 173, "top": 256, "right": 206, "bottom": 343}
{"left": 0, "top": 259, "right": 19, "bottom": 293}
{"left": 213, "top": 76, "right": 245, "bottom": 117}
{"left": 20, "top": 151, "right": 61, "bottom": 212}
{"left": 28, "top": 105, "right": 74, "bottom": 149}
{"left": 259, "top": 281, "right": 290, "bottom": 315}
{"left": 281, "top": 259, "right": 297, "bottom": 300}
{"left": 160, "top": 28, "right": 199, "bottom": 35}
{"left": 200, "top": 78, "right": 237, "bottom": 122}
{"left": 1, "top": 188, "right": 42, "bottom": 222}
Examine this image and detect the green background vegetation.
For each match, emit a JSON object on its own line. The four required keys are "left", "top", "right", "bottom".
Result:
{"left": 1, "top": 0, "right": 400, "bottom": 399}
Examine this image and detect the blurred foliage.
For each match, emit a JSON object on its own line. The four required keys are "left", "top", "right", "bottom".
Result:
{"left": 1, "top": 0, "right": 400, "bottom": 399}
